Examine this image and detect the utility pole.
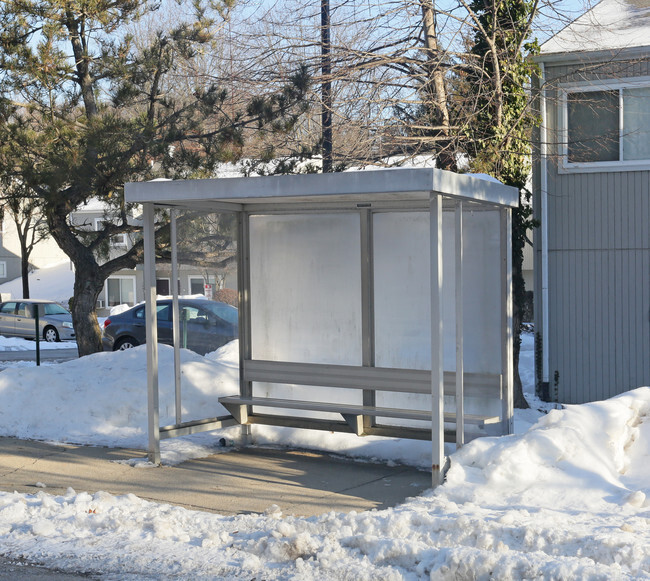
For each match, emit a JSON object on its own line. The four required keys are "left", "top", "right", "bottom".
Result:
{"left": 321, "top": 0, "right": 333, "bottom": 172}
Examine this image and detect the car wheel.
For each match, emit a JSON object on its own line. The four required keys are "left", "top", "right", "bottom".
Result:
{"left": 44, "top": 326, "right": 59, "bottom": 343}
{"left": 114, "top": 337, "right": 139, "bottom": 351}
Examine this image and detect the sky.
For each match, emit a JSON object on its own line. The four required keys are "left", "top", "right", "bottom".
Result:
{"left": 0, "top": 330, "right": 648, "bottom": 579}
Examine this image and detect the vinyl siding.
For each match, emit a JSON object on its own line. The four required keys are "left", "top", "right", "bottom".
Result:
{"left": 540, "top": 60, "right": 650, "bottom": 403}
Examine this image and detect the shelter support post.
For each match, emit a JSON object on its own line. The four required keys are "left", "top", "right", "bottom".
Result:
{"left": 360, "top": 209, "right": 376, "bottom": 431}
{"left": 430, "top": 193, "right": 446, "bottom": 486}
{"left": 501, "top": 208, "right": 514, "bottom": 434}
{"left": 238, "top": 211, "right": 253, "bottom": 442}
{"left": 455, "top": 201, "right": 465, "bottom": 448}
{"left": 171, "top": 209, "right": 182, "bottom": 425}
{"left": 144, "top": 203, "right": 161, "bottom": 464}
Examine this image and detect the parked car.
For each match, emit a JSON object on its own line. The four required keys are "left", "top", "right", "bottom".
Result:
{"left": 0, "top": 300, "right": 75, "bottom": 342}
{"left": 102, "top": 299, "right": 238, "bottom": 355}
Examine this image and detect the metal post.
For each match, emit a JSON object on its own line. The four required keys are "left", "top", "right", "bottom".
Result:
{"left": 238, "top": 211, "right": 253, "bottom": 442}
{"left": 430, "top": 193, "right": 445, "bottom": 487}
{"left": 501, "top": 208, "right": 514, "bottom": 434}
{"left": 34, "top": 307, "right": 40, "bottom": 366}
{"left": 360, "top": 209, "right": 375, "bottom": 430}
{"left": 455, "top": 201, "right": 464, "bottom": 448}
{"left": 171, "top": 209, "right": 181, "bottom": 426}
{"left": 144, "top": 203, "right": 161, "bottom": 464}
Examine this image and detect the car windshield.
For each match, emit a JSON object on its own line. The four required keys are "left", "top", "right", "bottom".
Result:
{"left": 41, "top": 303, "right": 69, "bottom": 316}
{"left": 202, "top": 302, "right": 238, "bottom": 325}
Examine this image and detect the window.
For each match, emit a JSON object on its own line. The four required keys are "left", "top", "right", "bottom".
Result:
{"left": 106, "top": 276, "right": 136, "bottom": 307}
{"left": 42, "top": 303, "right": 69, "bottom": 316}
{"left": 156, "top": 279, "right": 180, "bottom": 296}
{"left": 0, "top": 261, "right": 6, "bottom": 279}
{"left": 94, "top": 218, "right": 127, "bottom": 247}
{"left": 0, "top": 302, "right": 17, "bottom": 314}
{"left": 156, "top": 279, "right": 170, "bottom": 296}
{"left": 561, "top": 80, "right": 650, "bottom": 171}
{"left": 134, "top": 304, "right": 170, "bottom": 321}
{"left": 189, "top": 277, "right": 205, "bottom": 295}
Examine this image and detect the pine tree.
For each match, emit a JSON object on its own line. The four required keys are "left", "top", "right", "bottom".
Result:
{"left": 0, "top": 0, "right": 308, "bottom": 355}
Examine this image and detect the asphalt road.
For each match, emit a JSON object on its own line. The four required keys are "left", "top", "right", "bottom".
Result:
{"left": 0, "top": 556, "right": 97, "bottom": 580}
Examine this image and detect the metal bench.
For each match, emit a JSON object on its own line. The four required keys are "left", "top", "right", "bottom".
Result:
{"left": 219, "top": 360, "right": 504, "bottom": 442}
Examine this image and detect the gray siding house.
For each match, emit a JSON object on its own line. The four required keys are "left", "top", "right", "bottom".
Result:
{"left": 533, "top": 0, "right": 650, "bottom": 403}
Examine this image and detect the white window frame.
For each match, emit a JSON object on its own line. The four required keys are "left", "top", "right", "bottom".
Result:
{"left": 0, "top": 261, "right": 6, "bottom": 279}
{"left": 558, "top": 76, "right": 650, "bottom": 173}
{"left": 94, "top": 218, "right": 128, "bottom": 247}
{"left": 105, "top": 275, "right": 137, "bottom": 307}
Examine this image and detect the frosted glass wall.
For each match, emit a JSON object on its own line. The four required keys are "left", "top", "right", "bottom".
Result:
{"left": 249, "top": 213, "right": 363, "bottom": 412}
{"left": 246, "top": 206, "right": 504, "bottom": 423}
{"left": 462, "top": 208, "right": 502, "bottom": 375}
{"left": 249, "top": 214, "right": 362, "bottom": 365}
{"left": 373, "top": 212, "right": 432, "bottom": 370}
{"left": 373, "top": 207, "right": 502, "bottom": 423}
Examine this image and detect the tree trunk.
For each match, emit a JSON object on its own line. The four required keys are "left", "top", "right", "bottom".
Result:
{"left": 70, "top": 262, "right": 104, "bottom": 356}
{"left": 512, "top": 204, "right": 530, "bottom": 409}
{"left": 47, "top": 205, "right": 105, "bottom": 356}
{"left": 420, "top": 0, "right": 456, "bottom": 171}
{"left": 20, "top": 252, "right": 29, "bottom": 299}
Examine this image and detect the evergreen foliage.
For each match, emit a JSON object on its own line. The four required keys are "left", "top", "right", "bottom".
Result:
{"left": 464, "top": 0, "right": 541, "bottom": 408}
{"left": 0, "top": 0, "right": 308, "bottom": 355}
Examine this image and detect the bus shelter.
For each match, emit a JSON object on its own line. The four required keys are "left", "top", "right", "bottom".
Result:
{"left": 125, "top": 168, "right": 519, "bottom": 486}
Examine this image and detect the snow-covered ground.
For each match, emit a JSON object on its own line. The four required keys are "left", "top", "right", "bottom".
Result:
{"left": 0, "top": 333, "right": 648, "bottom": 579}
{"left": 0, "top": 261, "right": 75, "bottom": 307}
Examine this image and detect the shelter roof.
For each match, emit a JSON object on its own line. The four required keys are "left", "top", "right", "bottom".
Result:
{"left": 125, "top": 168, "right": 518, "bottom": 211}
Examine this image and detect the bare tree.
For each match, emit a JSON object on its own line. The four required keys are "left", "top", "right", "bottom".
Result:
{"left": 0, "top": 180, "right": 49, "bottom": 299}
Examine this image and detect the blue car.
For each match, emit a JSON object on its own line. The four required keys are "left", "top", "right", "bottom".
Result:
{"left": 102, "top": 299, "right": 238, "bottom": 355}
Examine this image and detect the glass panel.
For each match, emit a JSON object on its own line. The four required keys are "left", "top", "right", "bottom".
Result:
{"left": 189, "top": 278, "right": 204, "bottom": 295}
{"left": 462, "top": 208, "right": 501, "bottom": 375}
{"left": 373, "top": 212, "right": 432, "bottom": 370}
{"left": 107, "top": 278, "right": 121, "bottom": 306}
{"left": 119, "top": 278, "right": 135, "bottom": 305}
{"left": 250, "top": 213, "right": 362, "bottom": 365}
{"left": 107, "top": 278, "right": 135, "bottom": 306}
{"left": 42, "top": 304, "right": 68, "bottom": 315}
{"left": 622, "top": 87, "right": 650, "bottom": 160}
{"left": 567, "top": 90, "right": 619, "bottom": 162}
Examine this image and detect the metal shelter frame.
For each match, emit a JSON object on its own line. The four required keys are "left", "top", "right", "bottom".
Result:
{"left": 125, "top": 168, "right": 518, "bottom": 486}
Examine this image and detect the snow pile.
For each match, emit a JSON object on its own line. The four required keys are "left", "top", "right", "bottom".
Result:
{"left": 0, "top": 344, "right": 239, "bottom": 452}
{"left": 0, "top": 261, "right": 74, "bottom": 305}
{"left": 0, "top": 334, "right": 75, "bottom": 352}
{"left": 0, "top": 389, "right": 648, "bottom": 579}
{"left": 0, "top": 332, "right": 648, "bottom": 578}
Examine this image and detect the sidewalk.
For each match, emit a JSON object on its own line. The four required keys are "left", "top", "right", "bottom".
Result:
{"left": 0, "top": 437, "right": 431, "bottom": 517}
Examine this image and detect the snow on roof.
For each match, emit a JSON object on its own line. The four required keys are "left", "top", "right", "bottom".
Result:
{"left": 541, "top": 0, "right": 650, "bottom": 55}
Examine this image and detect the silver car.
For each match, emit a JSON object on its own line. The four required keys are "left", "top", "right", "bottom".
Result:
{"left": 0, "top": 300, "right": 75, "bottom": 342}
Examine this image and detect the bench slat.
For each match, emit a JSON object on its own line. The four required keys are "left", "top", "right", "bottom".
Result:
{"left": 219, "top": 395, "right": 500, "bottom": 426}
{"left": 242, "top": 359, "right": 501, "bottom": 399}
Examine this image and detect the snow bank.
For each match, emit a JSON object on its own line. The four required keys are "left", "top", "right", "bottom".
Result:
{"left": 0, "top": 261, "right": 74, "bottom": 305}
{"left": 0, "top": 344, "right": 240, "bottom": 453}
{"left": 444, "top": 387, "right": 650, "bottom": 510}
{"left": 0, "top": 332, "right": 648, "bottom": 578}
{"left": 0, "top": 389, "right": 648, "bottom": 579}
